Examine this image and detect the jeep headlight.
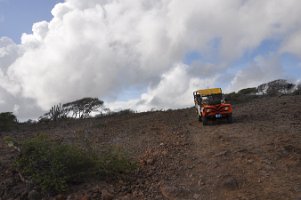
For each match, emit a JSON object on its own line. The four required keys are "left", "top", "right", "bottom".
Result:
{"left": 224, "top": 107, "right": 229, "bottom": 111}
{"left": 206, "top": 109, "right": 212, "bottom": 113}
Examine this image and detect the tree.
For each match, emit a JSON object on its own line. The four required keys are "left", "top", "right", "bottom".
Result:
{"left": 63, "top": 97, "right": 104, "bottom": 118}
{"left": 42, "top": 104, "right": 67, "bottom": 121}
{"left": 0, "top": 112, "right": 17, "bottom": 131}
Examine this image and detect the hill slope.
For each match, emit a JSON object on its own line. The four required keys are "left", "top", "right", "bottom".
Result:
{"left": 1, "top": 95, "right": 301, "bottom": 199}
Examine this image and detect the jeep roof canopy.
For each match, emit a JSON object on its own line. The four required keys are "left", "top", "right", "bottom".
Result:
{"left": 193, "top": 88, "right": 222, "bottom": 97}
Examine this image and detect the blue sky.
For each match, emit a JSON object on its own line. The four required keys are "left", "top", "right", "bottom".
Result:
{"left": 0, "top": 0, "right": 301, "bottom": 120}
{"left": 0, "top": 0, "right": 62, "bottom": 43}
{"left": 185, "top": 38, "right": 301, "bottom": 86}
{"left": 281, "top": 53, "right": 301, "bottom": 79}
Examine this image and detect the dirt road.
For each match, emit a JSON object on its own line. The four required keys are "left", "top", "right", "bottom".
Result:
{"left": 1, "top": 95, "right": 301, "bottom": 199}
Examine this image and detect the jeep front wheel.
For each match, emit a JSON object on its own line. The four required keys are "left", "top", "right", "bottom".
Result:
{"left": 202, "top": 117, "right": 208, "bottom": 126}
{"left": 198, "top": 115, "right": 202, "bottom": 122}
{"left": 227, "top": 115, "right": 233, "bottom": 123}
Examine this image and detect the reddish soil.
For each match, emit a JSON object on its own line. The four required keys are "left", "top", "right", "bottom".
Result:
{"left": 1, "top": 95, "right": 301, "bottom": 200}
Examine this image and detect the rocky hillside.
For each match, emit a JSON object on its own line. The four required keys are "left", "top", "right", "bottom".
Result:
{"left": 257, "top": 79, "right": 300, "bottom": 95}
{"left": 1, "top": 93, "right": 301, "bottom": 200}
{"left": 226, "top": 79, "right": 301, "bottom": 105}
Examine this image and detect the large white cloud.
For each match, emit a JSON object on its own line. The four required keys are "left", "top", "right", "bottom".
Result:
{"left": 281, "top": 29, "right": 301, "bottom": 58}
{"left": 107, "top": 63, "right": 217, "bottom": 111}
{"left": 1, "top": 0, "right": 301, "bottom": 119}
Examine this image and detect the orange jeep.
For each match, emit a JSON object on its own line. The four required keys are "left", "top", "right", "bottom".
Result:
{"left": 193, "top": 88, "right": 232, "bottom": 125}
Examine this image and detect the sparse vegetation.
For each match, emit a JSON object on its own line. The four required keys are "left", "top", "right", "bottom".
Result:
{"left": 3, "top": 136, "right": 17, "bottom": 148}
{"left": 107, "top": 109, "right": 135, "bottom": 117}
{"left": 1, "top": 80, "right": 301, "bottom": 199}
{"left": 225, "top": 80, "right": 301, "bottom": 104}
{"left": 237, "top": 87, "right": 257, "bottom": 95}
{"left": 97, "top": 146, "right": 137, "bottom": 176}
{"left": 225, "top": 92, "right": 259, "bottom": 104}
{"left": 14, "top": 135, "right": 136, "bottom": 194}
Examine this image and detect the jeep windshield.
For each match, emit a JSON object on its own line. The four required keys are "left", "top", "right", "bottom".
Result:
{"left": 203, "top": 94, "right": 223, "bottom": 105}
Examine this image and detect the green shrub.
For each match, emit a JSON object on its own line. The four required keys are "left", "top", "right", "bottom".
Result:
{"left": 15, "top": 135, "right": 136, "bottom": 194}
{"left": 225, "top": 92, "right": 259, "bottom": 104}
{"left": 0, "top": 112, "right": 17, "bottom": 131}
{"left": 96, "top": 147, "right": 137, "bottom": 176}
{"left": 3, "top": 136, "right": 19, "bottom": 151}
{"left": 107, "top": 109, "right": 135, "bottom": 117}
{"left": 16, "top": 135, "right": 94, "bottom": 193}
{"left": 3, "top": 135, "right": 15, "bottom": 145}
{"left": 237, "top": 87, "right": 257, "bottom": 95}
